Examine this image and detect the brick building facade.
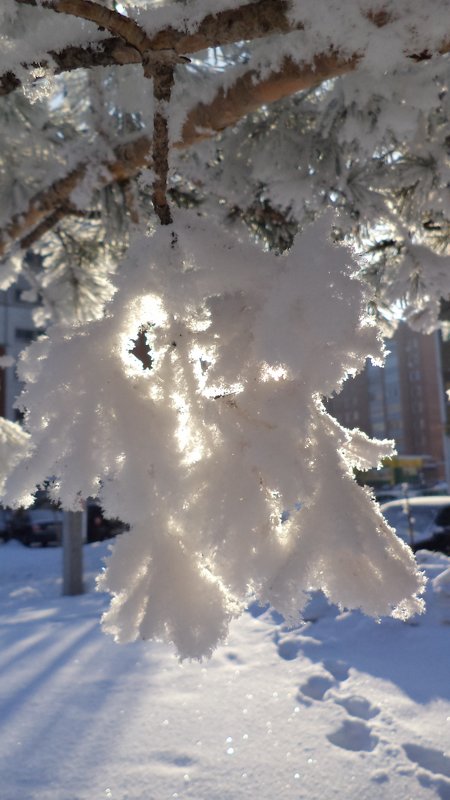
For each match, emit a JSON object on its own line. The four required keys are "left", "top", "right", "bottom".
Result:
{"left": 327, "top": 322, "right": 447, "bottom": 484}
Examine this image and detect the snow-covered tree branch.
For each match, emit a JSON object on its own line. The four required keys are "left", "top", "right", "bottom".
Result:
{"left": 0, "top": 52, "right": 360, "bottom": 259}
{"left": 0, "top": 0, "right": 449, "bottom": 656}
{"left": 1, "top": 1, "right": 449, "bottom": 255}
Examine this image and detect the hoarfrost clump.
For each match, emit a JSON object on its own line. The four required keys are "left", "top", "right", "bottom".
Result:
{"left": 22, "top": 67, "right": 56, "bottom": 105}
{"left": 2, "top": 212, "right": 425, "bottom": 658}
{"left": 0, "top": 0, "right": 17, "bottom": 25}
{"left": 0, "top": 418, "right": 30, "bottom": 494}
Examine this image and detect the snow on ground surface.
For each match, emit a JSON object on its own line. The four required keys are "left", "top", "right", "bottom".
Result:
{"left": 1, "top": 540, "right": 450, "bottom": 800}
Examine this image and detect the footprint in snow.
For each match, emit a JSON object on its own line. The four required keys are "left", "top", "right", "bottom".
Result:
{"left": 327, "top": 719, "right": 379, "bottom": 752}
{"left": 296, "top": 660, "right": 351, "bottom": 703}
{"left": 298, "top": 674, "right": 335, "bottom": 701}
{"left": 417, "top": 773, "right": 450, "bottom": 800}
{"left": 275, "top": 637, "right": 303, "bottom": 661}
{"left": 152, "top": 751, "right": 195, "bottom": 768}
{"left": 403, "top": 743, "right": 450, "bottom": 780}
{"left": 225, "top": 651, "right": 243, "bottom": 663}
{"left": 335, "top": 695, "right": 380, "bottom": 721}
{"left": 322, "top": 658, "right": 350, "bottom": 682}
{"left": 404, "top": 748, "right": 450, "bottom": 800}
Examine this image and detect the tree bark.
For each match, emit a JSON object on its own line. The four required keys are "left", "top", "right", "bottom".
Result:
{"left": 149, "top": 63, "right": 175, "bottom": 225}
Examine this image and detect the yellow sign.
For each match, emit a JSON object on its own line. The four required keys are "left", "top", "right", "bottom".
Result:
{"left": 385, "top": 456, "right": 424, "bottom": 470}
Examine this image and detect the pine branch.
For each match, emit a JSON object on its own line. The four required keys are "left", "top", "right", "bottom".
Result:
{"left": 7, "top": 138, "right": 149, "bottom": 256}
{"left": 7, "top": 0, "right": 450, "bottom": 101}
{"left": 0, "top": 52, "right": 357, "bottom": 257}
{"left": 16, "top": 0, "right": 153, "bottom": 53}
{"left": 180, "top": 52, "right": 358, "bottom": 145}
{"left": 7, "top": 0, "right": 298, "bottom": 96}
{"left": 0, "top": 41, "right": 141, "bottom": 97}
{"left": 148, "top": 63, "right": 175, "bottom": 225}
{"left": 3, "top": 0, "right": 450, "bottom": 254}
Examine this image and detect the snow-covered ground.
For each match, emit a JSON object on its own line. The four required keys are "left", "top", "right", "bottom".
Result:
{"left": 1, "top": 539, "right": 450, "bottom": 800}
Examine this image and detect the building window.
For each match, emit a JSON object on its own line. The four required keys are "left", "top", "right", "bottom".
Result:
{"left": 15, "top": 328, "right": 40, "bottom": 342}
{"left": 14, "top": 289, "right": 33, "bottom": 304}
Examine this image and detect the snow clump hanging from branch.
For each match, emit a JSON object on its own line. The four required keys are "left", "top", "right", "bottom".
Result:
{"left": 2, "top": 211, "right": 425, "bottom": 658}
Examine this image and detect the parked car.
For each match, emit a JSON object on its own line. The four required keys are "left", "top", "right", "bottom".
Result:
{"left": 374, "top": 485, "right": 423, "bottom": 505}
{"left": 86, "top": 501, "right": 127, "bottom": 543}
{"left": 376, "top": 491, "right": 405, "bottom": 505}
{"left": 10, "top": 507, "right": 63, "bottom": 547}
{"left": 380, "top": 496, "right": 450, "bottom": 554}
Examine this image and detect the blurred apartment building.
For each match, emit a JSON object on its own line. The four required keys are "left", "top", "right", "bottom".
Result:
{"left": 0, "top": 279, "right": 40, "bottom": 420}
{"left": 327, "top": 321, "right": 448, "bottom": 485}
